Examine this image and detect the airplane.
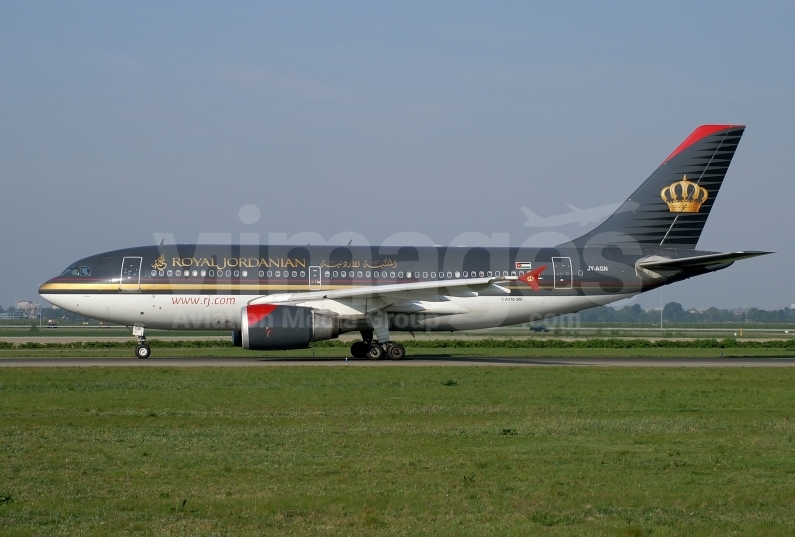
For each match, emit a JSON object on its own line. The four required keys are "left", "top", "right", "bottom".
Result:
{"left": 522, "top": 202, "right": 622, "bottom": 227}
{"left": 39, "top": 124, "right": 770, "bottom": 360}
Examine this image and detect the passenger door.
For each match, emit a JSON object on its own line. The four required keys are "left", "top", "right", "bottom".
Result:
{"left": 309, "top": 266, "right": 321, "bottom": 290}
{"left": 119, "top": 257, "right": 142, "bottom": 292}
{"left": 552, "top": 257, "right": 572, "bottom": 289}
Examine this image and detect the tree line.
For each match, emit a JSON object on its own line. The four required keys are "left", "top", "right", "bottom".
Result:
{"left": 579, "top": 303, "right": 795, "bottom": 324}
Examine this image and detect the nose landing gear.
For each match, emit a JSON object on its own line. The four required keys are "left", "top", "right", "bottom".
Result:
{"left": 135, "top": 343, "right": 151, "bottom": 359}
{"left": 133, "top": 325, "right": 151, "bottom": 359}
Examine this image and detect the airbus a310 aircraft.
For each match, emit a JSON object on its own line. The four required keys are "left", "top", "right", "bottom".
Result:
{"left": 40, "top": 125, "right": 769, "bottom": 359}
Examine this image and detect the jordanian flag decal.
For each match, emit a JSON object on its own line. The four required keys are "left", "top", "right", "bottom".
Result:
{"left": 515, "top": 262, "right": 532, "bottom": 269}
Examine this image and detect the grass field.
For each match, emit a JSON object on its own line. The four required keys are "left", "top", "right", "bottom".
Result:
{"left": 2, "top": 367, "right": 795, "bottom": 535}
{"left": 2, "top": 345, "right": 795, "bottom": 359}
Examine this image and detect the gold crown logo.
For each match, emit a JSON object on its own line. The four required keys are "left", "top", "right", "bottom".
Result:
{"left": 152, "top": 254, "right": 167, "bottom": 271}
{"left": 660, "top": 175, "right": 708, "bottom": 213}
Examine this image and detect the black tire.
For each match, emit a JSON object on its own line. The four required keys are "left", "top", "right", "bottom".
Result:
{"left": 135, "top": 344, "right": 151, "bottom": 359}
{"left": 366, "top": 344, "right": 385, "bottom": 360}
{"left": 387, "top": 343, "right": 405, "bottom": 360}
{"left": 350, "top": 341, "right": 368, "bottom": 359}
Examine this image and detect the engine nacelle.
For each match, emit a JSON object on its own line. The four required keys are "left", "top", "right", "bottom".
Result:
{"left": 241, "top": 304, "right": 339, "bottom": 350}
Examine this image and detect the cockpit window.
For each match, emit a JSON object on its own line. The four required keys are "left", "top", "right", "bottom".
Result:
{"left": 60, "top": 266, "right": 90, "bottom": 276}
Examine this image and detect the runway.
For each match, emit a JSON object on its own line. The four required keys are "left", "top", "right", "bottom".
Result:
{"left": 2, "top": 357, "right": 795, "bottom": 367}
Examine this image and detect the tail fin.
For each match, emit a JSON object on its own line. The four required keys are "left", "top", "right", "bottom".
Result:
{"left": 571, "top": 125, "right": 745, "bottom": 249}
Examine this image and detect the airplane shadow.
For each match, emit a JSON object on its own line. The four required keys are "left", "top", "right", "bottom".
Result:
{"left": 254, "top": 355, "right": 578, "bottom": 366}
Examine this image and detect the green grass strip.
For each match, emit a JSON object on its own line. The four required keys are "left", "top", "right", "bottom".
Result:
{"left": 2, "top": 367, "right": 795, "bottom": 535}
{"left": 3, "top": 336, "right": 795, "bottom": 350}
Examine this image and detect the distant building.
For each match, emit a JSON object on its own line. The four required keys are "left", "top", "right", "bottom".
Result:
{"left": 15, "top": 301, "right": 40, "bottom": 319}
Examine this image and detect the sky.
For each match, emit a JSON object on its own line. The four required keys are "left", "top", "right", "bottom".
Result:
{"left": 1, "top": 2, "right": 793, "bottom": 310}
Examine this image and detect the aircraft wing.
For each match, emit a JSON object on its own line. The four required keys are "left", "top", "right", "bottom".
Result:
{"left": 247, "top": 276, "right": 517, "bottom": 306}
{"left": 637, "top": 251, "right": 771, "bottom": 271}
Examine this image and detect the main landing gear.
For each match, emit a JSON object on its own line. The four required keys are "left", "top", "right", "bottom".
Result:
{"left": 349, "top": 330, "right": 406, "bottom": 360}
{"left": 133, "top": 325, "right": 151, "bottom": 359}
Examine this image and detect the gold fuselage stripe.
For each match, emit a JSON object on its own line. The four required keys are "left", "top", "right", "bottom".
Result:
{"left": 40, "top": 283, "right": 353, "bottom": 292}
{"left": 38, "top": 282, "right": 527, "bottom": 293}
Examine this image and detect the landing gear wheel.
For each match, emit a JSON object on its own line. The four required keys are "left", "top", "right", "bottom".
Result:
{"left": 386, "top": 343, "right": 405, "bottom": 360}
{"left": 135, "top": 344, "right": 151, "bottom": 359}
{"left": 367, "top": 344, "right": 385, "bottom": 360}
{"left": 350, "top": 341, "right": 368, "bottom": 359}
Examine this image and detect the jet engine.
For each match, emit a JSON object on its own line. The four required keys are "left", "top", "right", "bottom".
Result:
{"left": 240, "top": 304, "right": 339, "bottom": 350}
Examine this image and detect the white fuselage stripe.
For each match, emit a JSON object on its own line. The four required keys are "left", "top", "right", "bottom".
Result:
{"left": 40, "top": 293, "right": 636, "bottom": 332}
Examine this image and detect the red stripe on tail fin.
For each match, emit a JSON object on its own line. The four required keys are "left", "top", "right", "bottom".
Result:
{"left": 663, "top": 124, "right": 743, "bottom": 163}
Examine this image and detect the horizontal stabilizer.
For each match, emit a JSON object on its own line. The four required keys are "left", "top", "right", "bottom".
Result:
{"left": 637, "top": 251, "right": 771, "bottom": 271}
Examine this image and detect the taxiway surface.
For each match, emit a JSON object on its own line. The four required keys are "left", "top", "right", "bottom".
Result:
{"left": 2, "top": 357, "right": 795, "bottom": 367}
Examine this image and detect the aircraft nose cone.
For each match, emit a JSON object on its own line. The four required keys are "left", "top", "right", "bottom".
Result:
{"left": 39, "top": 275, "right": 69, "bottom": 309}
{"left": 39, "top": 278, "right": 53, "bottom": 295}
